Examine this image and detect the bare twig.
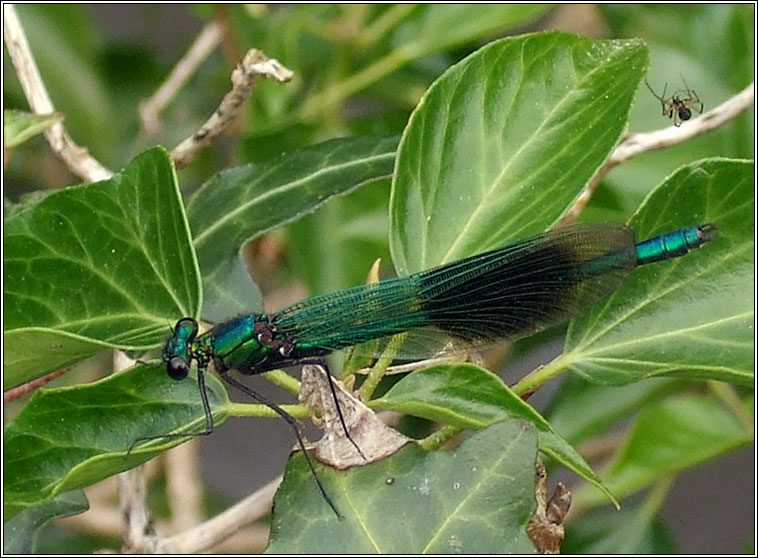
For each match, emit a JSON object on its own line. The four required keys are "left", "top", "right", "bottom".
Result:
{"left": 59, "top": 503, "right": 123, "bottom": 538}
{"left": 139, "top": 21, "right": 224, "bottom": 135}
{"left": 165, "top": 440, "right": 205, "bottom": 532}
{"left": 161, "top": 476, "right": 281, "bottom": 553}
{"left": 561, "top": 81, "right": 755, "bottom": 225}
{"left": 119, "top": 468, "right": 159, "bottom": 553}
{"left": 3, "top": 4, "right": 112, "bottom": 182}
{"left": 171, "top": 48, "right": 294, "bottom": 169}
{"left": 208, "top": 524, "right": 270, "bottom": 554}
{"left": 113, "top": 348, "right": 161, "bottom": 553}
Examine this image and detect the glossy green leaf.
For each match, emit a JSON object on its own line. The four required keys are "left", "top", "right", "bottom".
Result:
{"left": 187, "top": 136, "right": 399, "bottom": 321}
{"left": 574, "top": 393, "right": 753, "bottom": 509}
{"left": 4, "top": 364, "right": 229, "bottom": 519}
{"left": 3, "top": 109, "right": 64, "bottom": 148}
{"left": 391, "top": 32, "right": 648, "bottom": 274}
{"left": 3, "top": 491, "right": 89, "bottom": 553}
{"left": 373, "top": 364, "right": 617, "bottom": 507}
{"left": 3, "top": 147, "right": 200, "bottom": 389}
{"left": 564, "top": 159, "right": 754, "bottom": 386}
{"left": 267, "top": 419, "right": 538, "bottom": 553}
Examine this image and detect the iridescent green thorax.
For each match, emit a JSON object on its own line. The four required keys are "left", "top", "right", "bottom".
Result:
{"left": 162, "top": 314, "right": 318, "bottom": 378}
{"left": 207, "top": 314, "right": 259, "bottom": 359}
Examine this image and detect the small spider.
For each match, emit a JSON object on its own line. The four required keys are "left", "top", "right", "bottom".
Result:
{"left": 644, "top": 76, "right": 704, "bottom": 127}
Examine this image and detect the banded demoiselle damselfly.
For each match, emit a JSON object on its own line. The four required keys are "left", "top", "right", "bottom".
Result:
{"left": 154, "top": 221, "right": 717, "bottom": 515}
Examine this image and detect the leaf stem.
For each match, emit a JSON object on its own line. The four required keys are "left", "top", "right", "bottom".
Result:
{"left": 263, "top": 369, "right": 301, "bottom": 395}
{"left": 512, "top": 353, "right": 572, "bottom": 397}
{"left": 706, "top": 380, "right": 754, "bottom": 433}
{"left": 297, "top": 47, "right": 412, "bottom": 121}
{"left": 358, "top": 332, "right": 408, "bottom": 401}
{"left": 228, "top": 402, "right": 309, "bottom": 419}
{"left": 640, "top": 475, "right": 675, "bottom": 518}
{"left": 419, "top": 424, "right": 462, "bottom": 451}
{"left": 358, "top": 4, "right": 416, "bottom": 48}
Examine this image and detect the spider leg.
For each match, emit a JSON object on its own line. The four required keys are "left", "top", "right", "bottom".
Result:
{"left": 645, "top": 79, "right": 666, "bottom": 103}
{"left": 680, "top": 74, "right": 694, "bottom": 96}
{"left": 677, "top": 75, "right": 703, "bottom": 113}
{"left": 689, "top": 90, "right": 703, "bottom": 113}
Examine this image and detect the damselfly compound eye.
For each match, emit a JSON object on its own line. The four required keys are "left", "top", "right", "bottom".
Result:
{"left": 167, "top": 357, "right": 190, "bottom": 380}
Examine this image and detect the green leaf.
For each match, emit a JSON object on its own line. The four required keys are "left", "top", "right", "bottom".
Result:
{"left": 390, "top": 5, "right": 554, "bottom": 57}
{"left": 391, "top": 32, "right": 648, "bottom": 274}
{"left": 544, "top": 375, "right": 688, "bottom": 445}
{"left": 187, "top": 136, "right": 399, "bottom": 321}
{"left": 4, "top": 364, "right": 229, "bottom": 519}
{"left": 373, "top": 364, "right": 618, "bottom": 508}
{"left": 3, "top": 491, "right": 89, "bottom": 553}
{"left": 565, "top": 159, "right": 754, "bottom": 386}
{"left": 3, "top": 110, "right": 64, "bottom": 148}
{"left": 286, "top": 178, "right": 392, "bottom": 295}
{"left": 573, "top": 393, "right": 753, "bottom": 509}
{"left": 267, "top": 419, "right": 538, "bottom": 553}
{"left": 3, "top": 147, "right": 201, "bottom": 389}
{"left": 562, "top": 506, "right": 677, "bottom": 554}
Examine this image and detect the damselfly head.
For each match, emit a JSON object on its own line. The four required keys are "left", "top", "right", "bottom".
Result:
{"left": 163, "top": 317, "right": 200, "bottom": 380}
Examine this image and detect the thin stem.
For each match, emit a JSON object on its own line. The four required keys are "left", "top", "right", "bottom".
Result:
{"left": 358, "top": 4, "right": 416, "bottom": 47}
{"left": 162, "top": 476, "right": 281, "bottom": 553}
{"left": 119, "top": 468, "right": 159, "bottom": 553}
{"left": 419, "top": 425, "right": 462, "bottom": 451}
{"left": 228, "top": 401, "right": 309, "bottom": 419}
{"left": 640, "top": 475, "right": 675, "bottom": 518}
{"left": 3, "top": 367, "right": 70, "bottom": 403}
{"left": 164, "top": 441, "right": 204, "bottom": 532}
{"left": 140, "top": 21, "right": 224, "bottom": 135}
{"left": 3, "top": 4, "right": 111, "bottom": 182}
{"left": 354, "top": 354, "right": 463, "bottom": 376}
{"left": 511, "top": 354, "right": 573, "bottom": 398}
{"left": 298, "top": 47, "right": 411, "bottom": 121}
{"left": 707, "top": 380, "right": 754, "bottom": 433}
{"left": 263, "top": 369, "right": 301, "bottom": 395}
{"left": 358, "top": 332, "right": 408, "bottom": 401}
{"left": 171, "top": 48, "right": 293, "bottom": 168}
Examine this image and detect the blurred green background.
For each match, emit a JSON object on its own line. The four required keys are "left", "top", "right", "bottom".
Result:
{"left": 4, "top": 4, "right": 753, "bottom": 554}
